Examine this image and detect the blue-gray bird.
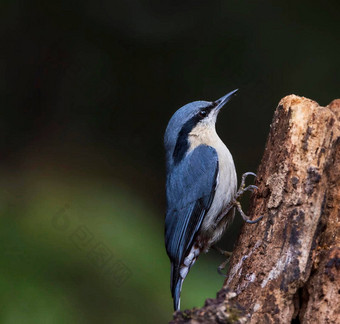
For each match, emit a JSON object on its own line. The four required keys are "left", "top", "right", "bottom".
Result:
{"left": 164, "top": 89, "right": 261, "bottom": 311}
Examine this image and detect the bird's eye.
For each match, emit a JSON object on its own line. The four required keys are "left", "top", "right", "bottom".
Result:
{"left": 199, "top": 109, "right": 208, "bottom": 118}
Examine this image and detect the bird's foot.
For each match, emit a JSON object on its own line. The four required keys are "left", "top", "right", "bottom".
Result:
{"left": 213, "top": 246, "right": 232, "bottom": 277}
{"left": 234, "top": 172, "right": 257, "bottom": 200}
{"left": 234, "top": 172, "right": 263, "bottom": 224}
{"left": 213, "top": 172, "right": 263, "bottom": 228}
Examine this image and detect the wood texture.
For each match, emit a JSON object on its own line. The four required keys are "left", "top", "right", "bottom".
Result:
{"left": 170, "top": 95, "right": 340, "bottom": 324}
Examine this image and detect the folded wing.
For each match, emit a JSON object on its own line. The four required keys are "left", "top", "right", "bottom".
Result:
{"left": 165, "top": 144, "right": 219, "bottom": 305}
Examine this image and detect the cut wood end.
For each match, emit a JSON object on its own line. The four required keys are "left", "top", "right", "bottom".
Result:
{"left": 279, "top": 94, "right": 319, "bottom": 111}
{"left": 279, "top": 95, "right": 340, "bottom": 112}
{"left": 276, "top": 95, "right": 340, "bottom": 138}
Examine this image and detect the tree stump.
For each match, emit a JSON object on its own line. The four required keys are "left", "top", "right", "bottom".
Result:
{"left": 170, "top": 95, "right": 340, "bottom": 324}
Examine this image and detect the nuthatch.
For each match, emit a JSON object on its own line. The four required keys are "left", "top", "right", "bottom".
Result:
{"left": 164, "top": 89, "right": 262, "bottom": 311}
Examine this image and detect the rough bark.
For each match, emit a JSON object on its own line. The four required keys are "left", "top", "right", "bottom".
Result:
{"left": 170, "top": 95, "right": 340, "bottom": 324}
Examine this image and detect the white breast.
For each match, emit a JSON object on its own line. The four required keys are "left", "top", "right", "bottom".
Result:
{"left": 200, "top": 137, "right": 237, "bottom": 245}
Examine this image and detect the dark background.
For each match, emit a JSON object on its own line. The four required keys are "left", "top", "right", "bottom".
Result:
{"left": 1, "top": 1, "right": 339, "bottom": 323}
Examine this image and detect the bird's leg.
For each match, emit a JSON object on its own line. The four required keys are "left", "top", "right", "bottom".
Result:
{"left": 212, "top": 245, "right": 232, "bottom": 277}
{"left": 234, "top": 172, "right": 263, "bottom": 224}
{"left": 213, "top": 245, "right": 232, "bottom": 257}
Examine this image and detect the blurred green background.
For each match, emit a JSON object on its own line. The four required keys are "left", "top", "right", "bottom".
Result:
{"left": 1, "top": 1, "right": 339, "bottom": 323}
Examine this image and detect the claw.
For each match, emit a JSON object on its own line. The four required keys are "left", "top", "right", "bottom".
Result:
{"left": 242, "top": 172, "right": 257, "bottom": 178}
{"left": 245, "top": 215, "right": 263, "bottom": 224}
{"left": 244, "top": 185, "right": 258, "bottom": 192}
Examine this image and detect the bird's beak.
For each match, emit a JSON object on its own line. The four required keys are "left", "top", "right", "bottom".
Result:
{"left": 214, "top": 89, "right": 238, "bottom": 111}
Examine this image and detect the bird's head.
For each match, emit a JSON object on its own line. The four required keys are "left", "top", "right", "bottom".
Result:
{"left": 164, "top": 89, "right": 238, "bottom": 169}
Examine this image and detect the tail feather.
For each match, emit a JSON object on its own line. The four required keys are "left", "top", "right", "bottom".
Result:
{"left": 171, "top": 263, "right": 184, "bottom": 311}
{"left": 173, "top": 277, "right": 183, "bottom": 311}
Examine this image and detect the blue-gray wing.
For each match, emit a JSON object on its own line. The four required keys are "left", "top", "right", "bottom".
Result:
{"left": 165, "top": 145, "right": 219, "bottom": 265}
